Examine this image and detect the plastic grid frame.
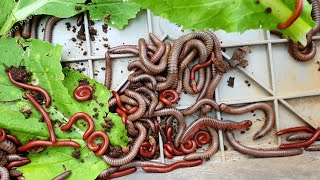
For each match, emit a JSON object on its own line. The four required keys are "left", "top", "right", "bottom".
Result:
{"left": 51, "top": 11, "right": 320, "bottom": 163}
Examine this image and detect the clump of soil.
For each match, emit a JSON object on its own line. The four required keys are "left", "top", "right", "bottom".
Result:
{"left": 89, "top": 27, "right": 97, "bottom": 41}
{"left": 229, "top": 46, "right": 251, "bottom": 68}
{"left": 31, "top": 92, "right": 45, "bottom": 105}
{"left": 101, "top": 117, "right": 114, "bottom": 133}
{"left": 71, "top": 150, "right": 81, "bottom": 159}
{"left": 7, "top": 66, "right": 32, "bottom": 83}
{"left": 102, "top": 24, "right": 108, "bottom": 33}
{"left": 106, "top": 146, "right": 123, "bottom": 158}
{"left": 227, "top": 77, "right": 235, "bottom": 88}
{"left": 77, "top": 24, "right": 86, "bottom": 41}
{"left": 78, "top": 78, "right": 89, "bottom": 85}
{"left": 20, "top": 106, "right": 32, "bottom": 119}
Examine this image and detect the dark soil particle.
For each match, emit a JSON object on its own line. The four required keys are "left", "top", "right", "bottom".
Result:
{"left": 20, "top": 106, "right": 32, "bottom": 119}
{"left": 75, "top": 5, "right": 82, "bottom": 11}
{"left": 240, "top": 131, "right": 246, "bottom": 134}
{"left": 32, "top": 92, "right": 45, "bottom": 105}
{"left": 106, "top": 146, "right": 123, "bottom": 158}
{"left": 227, "top": 77, "right": 235, "bottom": 88}
{"left": 102, "top": 117, "right": 114, "bottom": 132}
{"left": 8, "top": 66, "right": 32, "bottom": 83}
{"left": 224, "top": 145, "right": 228, "bottom": 151}
{"left": 83, "top": 51, "right": 87, "bottom": 56}
{"left": 229, "top": 46, "right": 251, "bottom": 68}
{"left": 89, "top": 20, "right": 95, "bottom": 26}
{"left": 93, "top": 108, "right": 98, "bottom": 112}
{"left": 71, "top": 37, "right": 76, "bottom": 42}
{"left": 102, "top": 24, "right": 108, "bottom": 33}
{"left": 71, "top": 150, "right": 81, "bottom": 159}
{"left": 65, "top": 22, "right": 71, "bottom": 30}
{"left": 78, "top": 78, "right": 89, "bottom": 85}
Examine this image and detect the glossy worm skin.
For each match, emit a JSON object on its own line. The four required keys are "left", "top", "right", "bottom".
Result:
{"left": 166, "top": 126, "right": 184, "bottom": 156}
{"left": 8, "top": 71, "right": 51, "bottom": 107}
{"left": 25, "top": 93, "right": 56, "bottom": 142}
{"left": 22, "top": 20, "right": 32, "bottom": 39}
{"left": 190, "top": 58, "right": 213, "bottom": 93}
{"left": 180, "top": 140, "right": 197, "bottom": 154}
{"left": 152, "top": 108, "right": 186, "bottom": 148}
{"left": 103, "top": 122, "right": 146, "bottom": 166}
{"left": 198, "top": 59, "right": 213, "bottom": 102}
{"left": 112, "top": 91, "right": 138, "bottom": 114}
{"left": 6, "top": 159, "right": 31, "bottom": 170}
{"left": 6, "top": 154, "right": 28, "bottom": 162}
{"left": 43, "top": 17, "right": 61, "bottom": 42}
{"left": 31, "top": 16, "right": 41, "bottom": 38}
{"left": 286, "top": 132, "right": 319, "bottom": 141}
{"left": 279, "top": 128, "right": 320, "bottom": 149}
{"left": 6, "top": 135, "right": 20, "bottom": 145}
{"left": 181, "top": 98, "right": 220, "bottom": 116}
{"left": 73, "top": 84, "right": 94, "bottom": 102}
{"left": 220, "top": 102, "right": 275, "bottom": 140}
{"left": 128, "top": 73, "right": 157, "bottom": 89}
{"left": 18, "top": 140, "right": 80, "bottom": 152}
{"left": 159, "top": 90, "right": 179, "bottom": 107}
{"left": 305, "top": 144, "right": 320, "bottom": 151}
{"left": 9, "top": 169, "right": 23, "bottom": 177}
{"left": 60, "top": 112, "right": 94, "bottom": 140}
{"left": 135, "top": 87, "right": 158, "bottom": 116}
{"left": 108, "top": 44, "right": 157, "bottom": 55}
{"left": 277, "top": 0, "right": 304, "bottom": 29}
{"left": 194, "top": 130, "right": 211, "bottom": 147}
{"left": 126, "top": 121, "right": 138, "bottom": 136}
{"left": 87, "top": 131, "right": 109, "bottom": 156}
{"left": 108, "top": 167, "right": 137, "bottom": 179}
{"left": 0, "top": 129, "right": 6, "bottom": 142}
{"left": 52, "top": 170, "right": 72, "bottom": 180}
{"left": 309, "top": 0, "right": 320, "bottom": 35}
{"left": 109, "top": 95, "right": 138, "bottom": 107}
{"left": 0, "top": 167, "right": 9, "bottom": 180}
{"left": 276, "top": 126, "right": 314, "bottom": 136}
{"left": 226, "top": 131, "right": 303, "bottom": 157}
{"left": 181, "top": 116, "right": 252, "bottom": 143}
{"left": 184, "top": 127, "right": 219, "bottom": 161}
{"left": 0, "top": 140, "right": 17, "bottom": 154}
{"left": 125, "top": 90, "right": 147, "bottom": 121}
{"left": 182, "top": 67, "right": 195, "bottom": 94}
{"left": 139, "top": 141, "right": 157, "bottom": 158}
{"left": 142, "top": 159, "right": 203, "bottom": 173}
{"left": 138, "top": 119, "right": 156, "bottom": 133}
{"left": 116, "top": 108, "right": 127, "bottom": 124}
{"left": 104, "top": 53, "right": 112, "bottom": 89}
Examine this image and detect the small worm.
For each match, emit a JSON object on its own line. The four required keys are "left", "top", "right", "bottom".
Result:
{"left": 77, "top": 13, "right": 84, "bottom": 26}
{"left": 159, "top": 90, "right": 179, "bottom": 107}
{"left": 276, "top": 126, "right": 314, "bottom": 136}
{"left": 226, "top": 131, "right": 303, "bottom": 157}
{"left": 305, "top": 144, "right": 320, "bottom": 151}
{"left": 126, "top": 121, "right": 138, "bottom": 136}
{"left": 116, "top": 108, "right": 127, "bottom": 124}
{"left": 6, "top": 154, "right": 28, "bottom": 162}
{"left": 203, "top": 73, "right": 222, "bottom": 113}
{"left": 309, "top": 0, "right": 320, "bottom": 35}
{"left": 220, "top": 102, "right": 275, "bottom": 140}
{"left": 18, "top": 140, "right": 80, "bottom": 152}
{"left": 108, "top": 45, "right": 157, "bottom": 56}
{"left": 108, "top": 167, "right": 137, "bottom": 179}
{"left": 190, "top": 57, "right": 213, "bottom": 93}
{"left": 139, "top": 141, "right": 157, "bottom": 158}
{"left": 277, "top": 0, "right": 304, "bottom": 29}
{"left": 184, "top": 127, "right": 219, "bottom": 161}
{"left": 109, "top": 95, "right": 138, "bottom": 107}
{"left": 149, "top": 33, "right": 166, "bottom": 63}
{"left": 61, "top": 112, "right": 94, "bottom": 140}
{"left": 180, "top": 140, "right": 197, "bottom": 154}
{"left": 138, "top": 119, "right": 156, "bottom": 133}
{"left": 6, "top": 159, "right": 31, "bottom": 170}
{"left": 153, "top": 118, "right": 159, "bottom": 134}
{"left": 164, "top": 147, "right": 174, "bottom": 159}
{"left": 73, "top": 84, "right": 94, "bottom": 102}
{"left": 288, "top": 40, "right": 316, "bottom": 61}
{"left": 182, "top": 67, "right": 195, "bottom": 94}
{"left": 182, "top": 116, "right": 252, "bottom": 143}
{"left": 52, "top": 170, "right": 71, "bottom": 180}
{"left": 6, "top": 135, "right": 20, "bottom": 145}
{"left": 127, "top": 73, "right": 157, "bottom": 89}
{"left": 25, "top": 93, "right": 56, "bottom": 142}
{"left": 22, "top": 20, "right": 32, "bottom": 39}
{"left": 181, "top": 98, "right": 220, "bottom": 116}
{"left": 43, "top": 17, "right": 61, "bottom": 42}
{"left": 0, "top": 167, "right": 9, "bottom": 180}
{"left": 135, "top": 87, "right": 158, "bottom": 116}
{"left": 87, "top": 131, "right": 109, "bottom": 156}
{"left": 104, "top": 53, "right": 112, "bottom": 89}
{"left": 112, "top": 91, "right": 138, "bottom": 114}
{"left": 125, "top": 90, "right": 147, "bottom": 121}
{"left": 103, "top": 122, "right": 146, "bottom": 166}
{"left": 194, "top": 130, "right": 211, "bottom": 146}
{"left": 31, "top": 16, "right": 41, "bottom": 38}
{"left": 152, "top": 108, "right": 186, "bottom": 148}
{"left": 8, "top": 71, "right": 51, "bottom": 107}
{"left": 280, "top": 128, "right": 320, "bottom": 149}
{"left": 0, "top": 129, "right": 6, "bottom": 142}
{"left": 286, "top": 132, "right": 320, "bottom": 141}
{"left": 165, "top": 127, "right": 184, "bottom": 156}
{"left": 0, "top": 140, "right": 17, "bottom": 154}
{"left": 9, "top": 169, "right": 23, "bottom": 177}
{"left": 142, "top": 159, "right": 203, "bottom": 173}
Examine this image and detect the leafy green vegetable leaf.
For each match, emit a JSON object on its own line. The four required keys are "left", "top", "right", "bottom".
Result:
{"left": 130, "top": 0, "right": 315, "bottom": 45}
{"left": 0, "top": 38, "right": 127, "bottom": 179}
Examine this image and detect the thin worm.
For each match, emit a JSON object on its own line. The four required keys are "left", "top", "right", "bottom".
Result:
{"left": 104, "top": 53, "right": 112, "bottom": 89}
{"left": 6, "top": 154, "right": 28, "bottom": 162}
{"left": 43, "top": 17, "right": 61, "bottom": 42}
{"left": 277, "top": 0, "right": 304, "bottom": 29}
{"left": 6, "top": 135, "right": 20, "bottom": 145}
{"left": 180, "top": 140, "right": 197, "bottom": 154}
{"left": 0, "top": 129, "right": 6, "bottom": 142}
{"left": 22, "top": 20, "right": 32, "bottom": 39}
{"left": 184, "top": 127, "right": 219, "bottom": 160}
{"left": 18, "top": 140, "right": 80, "bottom": 152}
{"left": 226, "top": 131, "right": 303, "bottom": 157}
{"left": 286, "top": 132, "right": 320, "bottom": 141}
{"left": 164, "top": 148, "right": 174, "bottom": 159}
{"left": 125, "top": 90, "right": 147, "bottom": 121}
{"left": 52, "top": 170, "right": 71, "bottom": 180}
{"left": 181, "top": 98, "right": 220, "bottom": 116}
{"left": 77, "top": 13, "right": 84, "bottom": 26}
{"left": 87, "top": 131, "right": 109, "bottom": 156}
{"left": 138, "top": 119, "right": 156, "bottom": 133}
{"left": 190, "top": 58, "right": 213, "bottom": 93}
{"left": 203, "top": 73, "right": 223, "bottom": 113}
{"left": 112, "top": 91, "right": 138, "bottom": 114}
{"left": 0, "top": 167, "right": 9, "bottom": 180}
{"left": 181, "top": 116, "right": 252, "bottom": 143}
{"left": 139, "top": 142, "right": 157, "bottom": 158}
{"left": 31, "top": 16, "right": 41, "bottom": 39}
{"left": 108, "top": 167, "right": 137, "bottom": 179}
{"left": 194, "top": 130, "right": 211, "bottom": 146}
{"left": 116, "top": 108, "right": 127, "bottom": 124}
{"left": 276, "top": 126, "right": 314, "bottom": 136}
{"left": 288, "top": 40, "right": 316, "bottom": 61}
{"left": 280, "top": 128, "right": 320, "bottom": 149}
{"left": 136, "top": 87, "right": 158, "bottom": 116}
{"left": 0, "top": 140, "right": 17, "bottom": 154}
{"left": 220, "top": 102, "right": 275, "bottom": 140}
{"left": 109, "top": 95, "right": 138, "bottom": 107}
{"left": 9, "top": 169, "right": 23, "bottom": 177}
{"left": 305, "top": 144, "right": 320, "bottom": 151}
{"left": 149, "top": 33, "right": 166, "bottom": 63}
{"left": 309, "top": 0, "right": 320, "bottom": 35}
{"left": 127, "top": 73, "right": 157, "bottom": 89}
{"left": 182, "top": 67, "right": 194, "bottom": 94}
{"left": 108, "top": 45, "right": 157, "bottom": 55}
{"left": 60, "top": 112, "right": 94, "bottom": 140}
{"left": 6, "top": 159, "right": 31, "bottom": 170}
{"left": 159, "top": 90, "right": 179, "bottom": 107}
{"left": 126, "top": 121, "right": 138, "bottom": 136}
{"left": 142, "top": 159, "right": 203, "bottom": 173}
{"left": 25, "top": 93, "right": 56, "bottom": 142}
{"left": 73, "top": 84, "right": 94, "bottom": 102}
{"left": 8, "top": 71, "right": 51, "bottom": 107}
{"left": 103, "top": 122, "right": 146, "bottom": 166}
{"left": 165, "top": 127, "right": 184, "bottom": 156}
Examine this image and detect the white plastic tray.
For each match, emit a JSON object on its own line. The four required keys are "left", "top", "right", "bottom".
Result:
{"left": 46, "top": 10, "right": 320, "bottom": 179}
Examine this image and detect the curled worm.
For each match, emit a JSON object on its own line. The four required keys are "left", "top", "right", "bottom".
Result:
{"left": 159, "top": 90, "right": 179, "bottom": 107}
{"left": 180, "top": 140, "right": 197, "bottom": 154}
{"left": 125, "top": 90, "right": 147, "bottom": 121}
{"left": 194, "top": 130, "right": 211, "bottom": 147}
{"left": 112, "top": 91, "right": 138, "bottom": 114}
{"left": 87, "top": 131, "right": 109, "bottom": 156}
{"left": 279, "top": 128, "right": 320, "bottom": 149}
{"left": 190, "top": 58, "right": 213, "bottom": 93}
{"left": 276, "top": 126, "right": 314, "bottom": 136}
{"left": 139, "top": 141, "right": 157, "bottom": 158}
{"left": 0, "top": 129, "right": 6, "bottom": 142}
{"left": 0, "top": 167, "right": 9, "bottom": 180}
{"left": 142, "top": 159, "right": 203, "bottom": 173}
{"left": 43, "top": 17, "right": 61, "bottom": 42}
{"left": 73, "top": 84, "right": 94, "bottom": 102}
{"left": 6, "top": 135, "right": 20, "bottom": 145}
{"left": 277, "top": 0, "right": 304, "bottom": 29}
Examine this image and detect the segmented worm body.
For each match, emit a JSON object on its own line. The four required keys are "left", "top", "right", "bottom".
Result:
{"left": 43, "top": 17, "right": 61, "bottom": 42}
{"left": 126, "top": 121, "right": 138, "bottom": 136}
{"left": 6, "top": 154, "right": 27, "bottom": 162}
{"left": 139, "top": 141, "right": 157, "bottom": 158}
{"left": 277, "top": 0, "right": 304, "bottom": 29}
{"left": 305, "top": 144, "right": 320, "bottom": 151}
{"left": 142, "top": 160, "right": 203, "bottom": 173}
{"left": 31, "top": 16, "right": 41, "bottom": 38}
{"left": 149, "top": 33, "right": 166, "bottom": 63}
{"left": 22, "top": 20, "right": 32, "bottom": 39}
{"left": 6, "top": 159, "right": 31, "bottom": 170}
{"left": 136, "top": 87, "right": 158, "bottom": 116}
{"left": 9, "top": 169, "right": 23, "bottom": 177}
{"left": 128, "top": 73, "right": 157, "bottom": 89}
{"left": 73, "top": 84, "right": 94, "bottom": 102}
{"left": 276, "top": 126, "right": 314, "bottom": 136}
{"left": 0, "top": 129, "right": 6, "bottom": 142}
{"left": 117, "top": 108, "right": 128, "bottom": 124}
{"left": 6, "top": 135, "right": 20, "bottom": 145}
{"left": 280, "top": 128, "right": 320, "bottom": 149}
{"left": 125, "top": 90, "right": 147, "bottom": 121}
{"left": 286, "top": 132, "right": 318, "bottom": 141}
{"left": 87, "top": 131, "right": 109, "bottom": 156}
{"left": 104, "top": 53, "right": 112, "bottom": 89}
{"left": 52, "top": 170, "right": 71, "bottom": 180}
{"left": 0, "top": 167, "right": 9, "bottom": 180}
{"left": 0, "top": 140, "right": 16, "bottom": 155}
{"left": 108, "top": 167, "right": 137, "bottom": 179}
{"left": 181, "top": 99, "right": 219, "bottom": 116}
{"left": 159, "top": 90, "right": 179, "bottom": 107}
{"left": 109, "top": 95, "right": 138, "bottom": 107}
{"left": 18, "top": 140, "right": 80, "bottom": 152}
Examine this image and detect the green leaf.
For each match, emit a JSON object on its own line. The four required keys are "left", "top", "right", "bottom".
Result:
{"left": 0, "top": 38, "right": 127, "bottom": 179}
{"left": 0, "top": 0, "right": 141, "bottom": 36}
{"left": 130, "top": 0, "right": 315, "bottom": 46}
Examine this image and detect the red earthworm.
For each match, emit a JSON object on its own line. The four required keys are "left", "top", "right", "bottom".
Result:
{"left": 220, "top": 102, "right": 275, "bottom": 140}
{"left": 6, "top": 135, "right": 20, "bottom": 145}
{"left": 149, "top": 33, "right": 166, "bottom": 63}
{"left": 109, "top": 95, "right": 138, "bottom": 107}
{"left": 184, "top": 127, "right": 219, "bottom": 161}
{"left": 138, "top": 119, "right": 156, "bottom": 133}
{"left": 43, "top": 17, "right": 61, "bottom": 42}
{"left": 6, "top": 159, "right": 31, "bottom": 170}
{"left": 97, "top": 167, "right": 120, "bottom": 180}
{"left": 73, "top": 84, "right": 94, "bottom": 102}
{"left": 153, "top": 119, "right": 159, "bottom": 134}
{"left": 182, "top": 67, "right": 194, "bottom": 94}
{"left": 52, "top": 170, "right": 71, "bottom": 180}
{"left": 8, "top": 71, "right": 51, "bottom": 107}
{"left": 165, "top": 127, "right": 184, "bottom": 156}
{"left": 277, "top": 0, "right": 304, "bottom": 29}
{"left": 164, "top": 148, "right": 174, "bottom": 159}
{"left": 103, "top": 122, "right": 146, "bottom": 166}
{"left": 194, "top": 130, "right": 211, "bottom": 146}
{"left": 166, "top": 126, "right": 173, "bottom": 143}
{"left": 152, "top": 108, "right": 186, "bottom": 148}
{"left": 31, "top": 16, "right": 41, "bottom": 38}
{"left": 18, "top": 140, "right": 80, "bottom": 152}
{"left": 126, "top": 121, "right": 138, "bottom": 136}
{"left": 77, "top": 13, "right": 84, "bottom": 26}
{"left": 225, "top": 131, "right": 303, "bottom": 157}
{"left": 190, "top": 58, "right": 213, "bottom": 93}
{"left": 286, "top": 132, "right": 320, "bottom": 141}
{"left": 181, "top": 99, "right": 220, "bottom": 116}
{"left": 181, "top": 140, "right": 197, "bottom": 154}
{"left": 276, "top": 126, "right": 314, "bottom": 136}
{"left": 22, "top": 20, "right": 32, "bottom": 39}
{"left": 139, "top": 142, "right": 157, "bottom": 158}
{"left": 0, "top": 167, "right": 9, "bottom": 180}
{"left": 288, "top": 40, "right": 316, "bottom": 61}
{"left": 280, "top": 128, "right": 320, "bottom": 149}
{"left": 9, "top": 169, "right": 23, "bottom": 177}
{"left": 0, "top": 129, "right": 6, "bottom": 142}
{"left": 60, "top": 112, "right": 94, "bottom": 140}
{"left": 108, "top": 45, "right": 157, "bottom": 56}
{"left": 136, "top": 87, "right": 158, "bottom": 116}
{"left": 112, "top": 91, "right": 138, "bottom": 114}
{"left": 159, "top": 90, "right": 179, "bottom": 107}
{"left": 309, "top": 0, "right": 320, "bottom": 35}
{"left": 127, "top": 73, "right": 157, "bottom": 89}
{"left": 142, "top": 159, "right": 203, "bottom": 173}
{"left": 305, "top": 144, "right": 320, "bottom": 151}
{"left": 0, "top": 139, "right": 16, "bottom": 154}
{"left": 125, "top": 90, "right": 147, "bottom": 121}
{"left": 116, "top": 108, "right": 127, "bottom": 124}
{"left": 182, "top": 117, "right": 252, "bottom": 143}
{"left": 6, "top": 154, "right": 28, "bottom": 162}
{"left": 87, "top": 131, "right": 109, "bottom": 156}
{"left": 26, "top": 92, "right": 56, "bottom": 142}
{"left": 108, "top": 167, "right": 137, "bottom": 179}
{"left": 104, "top": 53, "right": 112, "bottom": 89}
